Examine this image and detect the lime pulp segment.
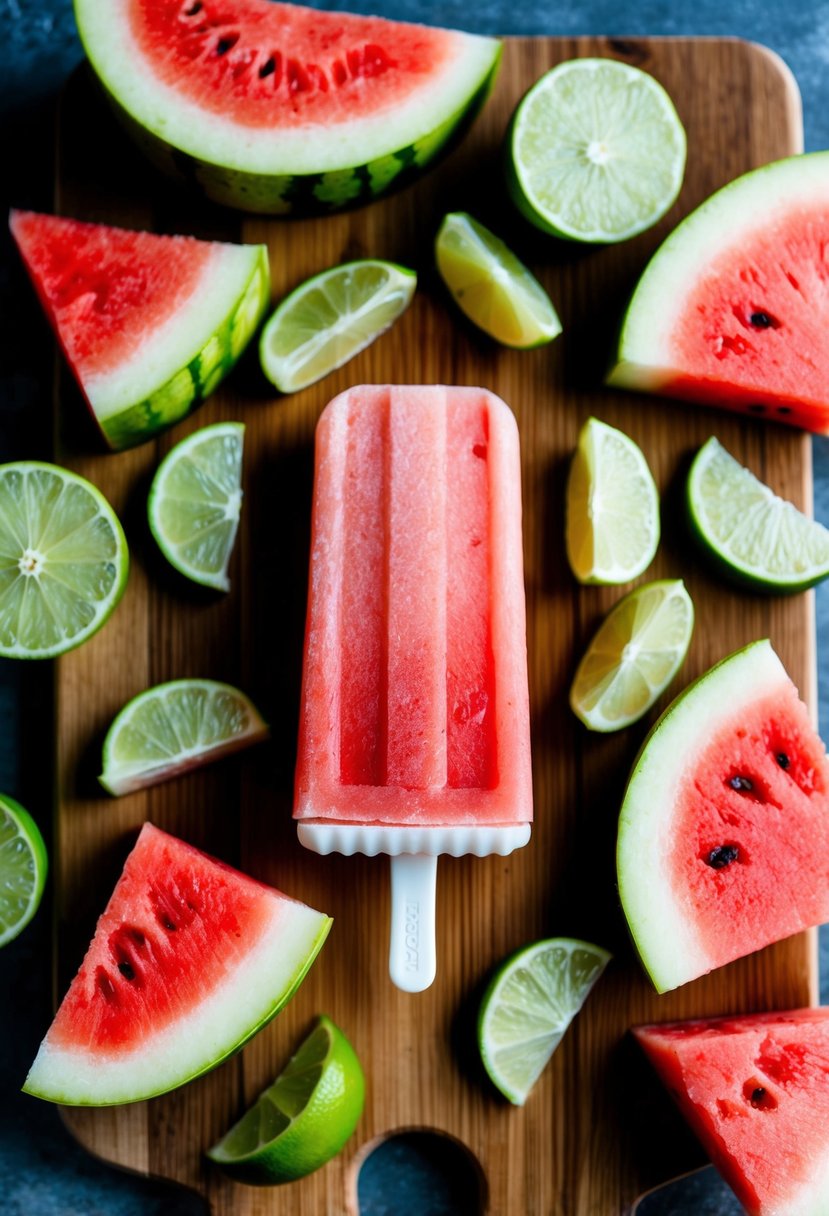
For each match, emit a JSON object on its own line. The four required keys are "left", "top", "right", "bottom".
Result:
{"left": 570, "top": 579, "right": 694, "bottom": 731}
{"left": 688, "top": 437, "right": 829, "bottom": 591}
{"left": 508, "top": 58, "right": 686, "bottom": 243}
{"left": 148, "top": 422, "right": 244, "bottom": 592}
{"left": 0, "top": 462, "right": 128, "bottom": 659}
{"left": 208, "top": 1015, "right": 365, "bottom": 1184}
{"left": 99, "top": 678, "right": 269, "bottom": 796}
{"left": 260, "top": 259, "right": 416, "bottom": 393}
{"left": 478, "top": 938, "right": 611, "bottom": 1105}
{"left": 435, "top": 211, "right": 561, "bottom": 347}
{"left": 0, "top": 795, "right": 47, "bottom": 947}
{"left": 566, "top": 417, "right": 660, "bottom": 584}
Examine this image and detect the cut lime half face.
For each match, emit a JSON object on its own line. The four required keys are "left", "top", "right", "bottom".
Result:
{"left": 207, "top": 1014, "right": 365, "bottom": 1184}
{"left": 566, "top": 417, "right": 660, "bottom": 584}
{"left": 478, "top": 938, "right": 611, "bottom": 1105}
{"left": 508, "top": 58, "right": 686, "bottom": 243}
{"left": 148, "top": 422, "right": 244, "bottom": 592}
{"left": 0, "top": 462, "right": 128, "bottom": 658}
{"left": 570, "top": 579, "right": 694, "bottom": 731}
{"left": 99, "top": 678, "right": 269, "bottom": 796}
{"left": 435, "top": 211, "right": 561, "bottom": 348}
{"left": 0, "top": 795, "right": 48, "bottom": 947}
{"left": 688, "top": 436, "right": 829, "bottom": 592}
{"left": 260, "top": 259, "right": 416, "bottom": 394}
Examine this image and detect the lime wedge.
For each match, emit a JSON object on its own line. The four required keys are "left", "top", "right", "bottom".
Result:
{"left": 208, "top": 1015, "right": 365, "bottom": 1184}
{"left": 570, "top": 579, "right": 694, "bottom": 731}
{"left": 566, "top": 417, "right": 659, "bottom": 584}
{"left": 99, "top": 678, "right": 269, "bottom": 796}
{"left": 478, "top": 938, "right": 611, "bottom": 1105}
{"left": 148, "top": 422, "right": 244, "bottom": 592}
{"left": 688, "top": 436, "right": 829, "bottom": 592}
{"left": 0, "top": 795, "right": 47, "bottom": 947}
{"left": 0, "top": 462, "right": 128, "bottom": 659}
{"left": 435, "top": 211, "right": 561, "bottom": 348}
{"left": 507, "top": 58, "right": 686, "bottom": 243}
{"left": 260, "top": 259, "right": 416, "bottom": 393}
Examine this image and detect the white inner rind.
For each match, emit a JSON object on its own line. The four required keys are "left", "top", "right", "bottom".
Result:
{"left": 782, "top": 1142, "right": 829, "bottom": 1216}
{"left": 617, "top": 640, "right": 791, "bottom": 994}
{"left": 24, "top": 902, "right": 329, "bottom": 1105}
{"left": 75, "top": 2, "right": 500, "bottom": 175}
{"left": 610, "top": 152, "right": 829, "bottom": 385}
{"left": 299, "top": 822, "right": 531, "bottom": 858}
{"left": 86, "top": 244, "right": 263, "bottom": 419}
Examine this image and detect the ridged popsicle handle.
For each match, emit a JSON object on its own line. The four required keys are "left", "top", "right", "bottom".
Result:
{"left": 389, "top": 854, "right": 438, "bottom": 992}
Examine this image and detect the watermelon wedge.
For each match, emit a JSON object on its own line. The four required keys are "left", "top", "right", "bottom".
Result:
{"left": 634, "top": 1009, "right": 829, "bottom": 1216}
{"left": 10, "top": 210, "right": 269, "bottom": 450}
{"left": 617, "top": 640, "right": 829, "bottom": 993}
{"left": 24, "top": 825, "right": 331, "bottom": 1106}
{"left": 73, "top": 0, "right": 501, "bottom": 214}
{"left": 607, "top": 153, "right": 829, "bottom": 432}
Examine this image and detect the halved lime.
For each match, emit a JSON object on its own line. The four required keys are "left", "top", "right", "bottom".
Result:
{"left": 99, "top": 678, "right": 269, "bottom": 796}
{"left": 507, "top": 58, "right": 686, "bottom": 243}
{"left": 260, "top": 260, "right": 416, "bottom": 393}
{"left": 0, "top": 795, "right": 47, "bottom": 947}
{"left": 566, "top": 417, "right": 660, "bottom": 584}
{"left": 435, "top": 211, "right": 561, "bottom": 348}
{"left": 148, "top": 422, "right": 244, "bottom": 592}
{"left": 207, "top": 1015, "right": 365, "bottom": 1184}
{"left": 688, "top": 436, "right": 829, "bottom": 592}
{"left": 0, "top": 462, "right": 128, "bottom": 659}
{"left": 478, "top": 938, "right": 611, "bottom": 1105}
{"left": 570, "top": 579, "right": 694, "bottom": 731}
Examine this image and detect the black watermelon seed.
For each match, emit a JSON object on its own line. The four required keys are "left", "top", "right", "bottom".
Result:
{"left": 778, "top": 406, "right": 792, "bottom": 415}
{"left": 216, "top": 34, "right": 239, "bottom": 56}
{"left": 751, "top": 1087, "right": 766, "bottom": 1104}
{"left": 749, "top": 312, "right": 774, "bottom": 328}
{"left": 259, "top": 56, "right": 276, "bottom": 77}
{"left": 118, "top": 961, "right": 136, "bottom": 981}
{"left": 707, "top": 844, "right": 740, "bottom": 869}
{"left": 776, "top": 752, "right": 790, "bottom": 770}
{"left": 729, "top": 775, "right": 754, "bottom": 792}
{"left": 184, "top": 1, "right": 203, "bottom": 13}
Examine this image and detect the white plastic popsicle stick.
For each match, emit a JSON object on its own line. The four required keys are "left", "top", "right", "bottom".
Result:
{"left": 388, "top": 854, "right": 438, "bottom": 992}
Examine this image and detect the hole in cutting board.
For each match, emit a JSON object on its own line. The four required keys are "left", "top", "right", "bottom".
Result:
{"left": 356, "top": 1130, "right": 486, "bottom": 1215}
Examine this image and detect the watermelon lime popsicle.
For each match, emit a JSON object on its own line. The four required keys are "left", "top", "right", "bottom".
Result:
{"left": 294, "top": 385, "right": 533, "bottom": 991}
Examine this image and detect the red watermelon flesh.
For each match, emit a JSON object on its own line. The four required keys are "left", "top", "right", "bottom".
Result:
{"left": 24, "top": 824, "right": 331, "bottom": 1105}
{"left": 129, "top": 0, "right": 456, "bottom": 128}
{"left": 617, "top": 640, "right": 829, "bottom": 993}
{"left": 608, "top": 153, "right": 829, "bottom": 433}
{"left": 634, "top": 1009, "right": 829, "bottom": 1216}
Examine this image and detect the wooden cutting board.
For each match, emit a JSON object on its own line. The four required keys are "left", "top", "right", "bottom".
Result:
{"left": 52, "top": 35, "right": 811, "bottom": 1216}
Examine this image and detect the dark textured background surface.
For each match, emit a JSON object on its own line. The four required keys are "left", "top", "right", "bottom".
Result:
{"left": 1, "top": 3, "right": 828, "bottom": 1213}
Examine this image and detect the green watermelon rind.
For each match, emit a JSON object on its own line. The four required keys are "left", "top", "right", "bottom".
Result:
{"left": 616, "top": 639, "right": 792, "bottom": 994}
{"left": 74, "top": 2, "right": 502, "bottom": 215}
{"left": 97, "top": 247, "right": 270, "bottom": 450}
{"left": 23, "top": 913, "right": 333, "bottom": 1107}
{"left": 606, "top": 151, "right": 829, "bottom": 412}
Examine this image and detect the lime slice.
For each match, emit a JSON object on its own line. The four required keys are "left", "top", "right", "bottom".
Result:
{"left": 0, "top": 795, "right": 47, "bottom": 947}
{"left": 566, "top": 417, "right": 659, "bottom": 584}
{"left": 99, "top": 678, "right": 269, "bottom": 796}
{"left": 0, "top": 462, "right": 128, "bottom": 659}
{"left": 570, "top": 579, "right": 694, "bottom": 731}
{"left": 207, "top": 1014, "right": 365, "bottom": 1184}
{"left": 259, "top": 259, "right": 416, "bottom": 393}
{"left": 688, "top": 436, "right": 829, "bottom": 592}
{"left": 507, "top": 58, "right": 686, "bottom": 243}
{"left": 148, "top": 422, "right": 244, "bottom": 592}
{"left": 435, "top": 211, "right": 561, "bottom": 348}
{"left": 478, "top": 938, "right": 611, "bottom": 1105}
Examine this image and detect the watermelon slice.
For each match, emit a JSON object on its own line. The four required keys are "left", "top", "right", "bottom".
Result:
{"left": 73, "top": 0, "right": 501, "bottom": 214}
{"left": 607, "top": 153, "right": 829, "bottom": 432}
{"left": 24, "top": 824, "right": 331, "bottom": 1106}
{"left": 10, "top": 210, "right": 269, "bottom": 450}
{"left": 617, "top": 639, "right": 829, "bottom": 993}
{"left": 634, "top": 1009, "right": 829, "bottom": 1216}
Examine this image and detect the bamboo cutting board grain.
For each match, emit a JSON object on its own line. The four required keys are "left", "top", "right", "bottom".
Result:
{"left": 51, "top": 36, "right": 810, "bottom": 1216}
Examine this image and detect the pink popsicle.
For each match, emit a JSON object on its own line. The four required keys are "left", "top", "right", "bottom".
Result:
{"left": 294, "top": 384, "right": 532, "bottom": 827}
